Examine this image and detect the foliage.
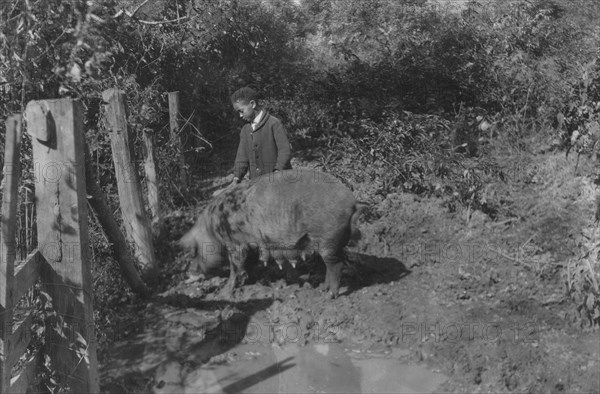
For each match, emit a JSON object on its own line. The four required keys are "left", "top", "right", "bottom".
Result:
{"left": 3, "top": 0, "right": 600, "bottom": 389}
{"left": 2, "top": 0, "right": 598, "bottom": 152}
{"left": 567, "top": 234, "right": 600, "bottom": 328}
{"left": 559, "top": 59, "right": 600, "bottom": 159}
{"left": 319, "top": 111, "right": 502, "bottom": 215}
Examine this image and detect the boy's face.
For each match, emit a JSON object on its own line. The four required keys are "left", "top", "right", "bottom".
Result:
{"left": 233, "top": 100, "right": 257, "bottom": 122}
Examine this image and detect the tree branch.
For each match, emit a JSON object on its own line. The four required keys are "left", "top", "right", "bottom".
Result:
{"left": 112, "top": 0, "right": 190, "bottom": 25}
{"left": 136, "top": 16, "right": 189, "bottom": 25}
{"left": 128, "top": 0, "right": 151, "bottom": 18}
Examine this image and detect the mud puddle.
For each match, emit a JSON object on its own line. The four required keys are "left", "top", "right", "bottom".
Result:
{"left": 154, "top": 342, "right": 447, "bottom": 393}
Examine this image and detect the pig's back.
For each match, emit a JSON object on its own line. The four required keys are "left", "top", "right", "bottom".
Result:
{"left": 245, "top": 169, "right": 357, "bottom": 245}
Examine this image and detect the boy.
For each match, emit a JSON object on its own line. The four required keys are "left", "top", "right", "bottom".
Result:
{"left": 230, "top": 87, "right": 292, "bottom": 184}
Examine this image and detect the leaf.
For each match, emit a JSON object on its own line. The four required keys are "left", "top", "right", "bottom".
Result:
{"left": 586, "top": 294, "right": 596, "bottom": 311}
{"left": 76, "top": 331, "right": 88, "bottom": 346}
{"left": 68, "top": 63, "right": 82, "bottom": 82}
{"left": 16, "top": 18, "right": 25, "bottom": 33}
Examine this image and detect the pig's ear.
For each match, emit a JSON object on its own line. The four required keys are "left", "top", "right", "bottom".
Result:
{"left": 179, "top": 229, "right": 198, "bottom": 256}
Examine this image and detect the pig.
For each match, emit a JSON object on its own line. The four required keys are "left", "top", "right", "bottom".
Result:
{"left": 179, "top": 168, "right": 366, "bottom": 298}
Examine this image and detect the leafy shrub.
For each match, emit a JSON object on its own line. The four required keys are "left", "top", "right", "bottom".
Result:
{"left": 558, "top": 59, "right": 600, "bottom": 159}
{"left": 320, "top": 111, "right": 503, "bottom": 215}
{"left": 567, "top": 234, "right": 600, "bottom": 328}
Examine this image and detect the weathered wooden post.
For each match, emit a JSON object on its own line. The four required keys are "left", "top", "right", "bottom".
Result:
{"left": 83, "top": 142, "right": 150, "bottom": 296}
{"left": 102, "top": 88, "right": 158, "bottom": 281}
{"left": 141, "top": 127, "right": 161, "bottom": 234}
{"left": 0, "top": 115, "right": 28, "bottom": 393}
{"left": 25, "top": 99, "right": 99, "bottom": 392}
{"left": 168, "top": 91, "right": 188, "bottom": 190}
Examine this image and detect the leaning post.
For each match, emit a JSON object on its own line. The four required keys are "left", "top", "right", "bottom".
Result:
{"left": 102, "top": 88, "right": 158, "bottom": 281}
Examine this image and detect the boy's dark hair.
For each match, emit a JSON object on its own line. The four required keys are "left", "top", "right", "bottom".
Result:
{"left": 231, "top": 87, "right": 259, "bottom": 104}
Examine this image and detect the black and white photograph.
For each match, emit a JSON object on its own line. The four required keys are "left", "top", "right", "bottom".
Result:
{"left": 0, "top": 0, "right": 599, "bottom": 393}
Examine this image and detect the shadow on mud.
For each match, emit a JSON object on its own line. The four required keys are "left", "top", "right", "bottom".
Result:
{"left": 236, "top": 250, "right": 411, "bottom": 298}
{"left": 344, "top": 252, "right": 411, "bottom": 295}
{"left": 180, "top": 298, "right": 272, "bottom": 363}
{"left": 219, "top": 356, "right": 295, "bottom": 393}
{"left": 102, "top": 296, "right": 276, "bottom": 393}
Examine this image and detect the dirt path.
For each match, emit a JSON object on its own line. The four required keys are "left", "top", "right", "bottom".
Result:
{"left": 101, "top": 152, "right": 600, "bottom": 393}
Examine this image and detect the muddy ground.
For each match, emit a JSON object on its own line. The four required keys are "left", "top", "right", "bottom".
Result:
{"left": 99, "top": 149, "right": 600, "bottom": 393}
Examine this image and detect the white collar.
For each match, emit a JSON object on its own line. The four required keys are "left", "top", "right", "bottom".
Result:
{"left": 251, "top": 110, "right": 264, "bottom": 130}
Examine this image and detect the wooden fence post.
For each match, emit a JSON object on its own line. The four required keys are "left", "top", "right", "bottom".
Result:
{"left": 141, "top": 128, "right": 161, "bottom": 234}
{"left": 1, "top": 115, "right": 25, "bottom": 393}
{"left": 102, "top": 88, "right": 158, "bottom": 281}
{"left": 168, "top": 91, "right": 188, "bottom": 190}
{"left": 83, "top": 142, "right": 150, "bottom": 296}
{"left": 25, "top": 99, "right": 99, "bottom": 393}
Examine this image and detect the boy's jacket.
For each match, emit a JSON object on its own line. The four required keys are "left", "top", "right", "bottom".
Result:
{"left": 234, "top": 112, "right": 292, "bottom": 180}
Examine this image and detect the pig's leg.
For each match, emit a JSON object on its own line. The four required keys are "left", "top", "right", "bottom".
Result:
{"left": 222, "top": 247, "right": 248, "bottom": 299}
{"left": 318, "top": 239, "right": 344, "bottom": 298}
{"left": 314, "top": 254, "right": 329, "bottom": 292}
{"left": 317, "top": 247, "right": 344, "bottom": 298}
{"left": 323, "top": 255, "right": 343, "bottom": 299}
{"left": 223, "top": 261, "right": 237, "bottom": 298}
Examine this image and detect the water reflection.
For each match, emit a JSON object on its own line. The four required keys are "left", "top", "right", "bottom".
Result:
{"left": 154, "top": 342, "right": 448, "bottom": 394}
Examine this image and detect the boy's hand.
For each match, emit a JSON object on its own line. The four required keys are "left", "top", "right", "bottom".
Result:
{"left": 212, "top": 177, "right": 239, "bottom": 197}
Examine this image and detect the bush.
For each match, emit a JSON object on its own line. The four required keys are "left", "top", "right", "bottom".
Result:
{"left": 319, "top": 111, "right": 502, "bottom": 215}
